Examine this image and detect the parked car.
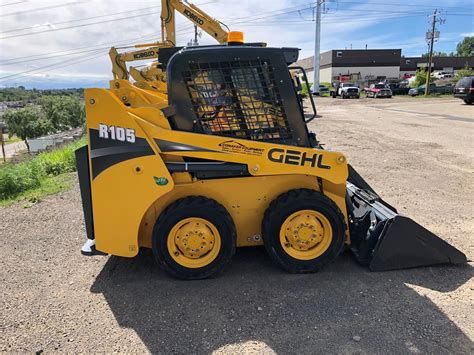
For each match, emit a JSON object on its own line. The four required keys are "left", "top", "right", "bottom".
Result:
{"left": 433, "top": 71, "right": 454, "bottom": 79}
{"left": 439, "top": 73, "right": 454, "bottom": 79}
{"left": 453, "top": 76, "right": 474, "bottom": 105}
{"left": 408, "top": 83, "right": 454, "bottom": 96}
{"left": 365, "top": 83, "right": 392, "bottom": 98}
{"left": 388, "top": 83, "right": 410, "bottom": 95}
{"left": 331, "top": 82, "right": 360, "bottom": 99}
{"left": 310, "top": 84, "right": 329, "bottom": 95}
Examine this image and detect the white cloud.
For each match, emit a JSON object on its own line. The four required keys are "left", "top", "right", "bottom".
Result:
{"left": 0, "top": 0, "right": 471, "bottom": 88}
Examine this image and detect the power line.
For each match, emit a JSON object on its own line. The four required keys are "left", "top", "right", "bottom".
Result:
{"left": 0, "top": 33, "right": 162, "bottom": 66}
{"left": 0, "top": 32, "right": 162, "bottom": 81}
{"left": 0, "top": 31, "right": 161, "bottom": 63}
{"left": 0, "top": 1, "right": 26, "bottom": 7}
{"left": 0, "top": 50, "right": 106, "bottom": 81}
{"left": 235, "top": 12, "right": 430, "bottom": 26}
{"left": 0, "top": 0, "right": 217, "bottom": 35}
{"left": 0, "top": 6, "right": 158, "bottom": 34}
{"left": 0, "top": 2, "right": 428, "bottom": 67}
{"left": 0, "top": 0, "right": 222, "bottom": 40}
{"left": 0, "top": 1, "right": 82, "bottom": 17}
{"left": 0, "top": 10, "right": 162, "bottom": 40}
{"left": 5, "top": 0, "right": 463, "bottom": 82}
{"left": 0, "top": 2, "right": 319, "bottom": 80}
{"left": 336, "top": 0, "right": 473, "bottom": 11}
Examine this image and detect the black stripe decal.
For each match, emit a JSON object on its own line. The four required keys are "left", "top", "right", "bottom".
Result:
{"left": 155, "top": 138, "right": 220, "bottom": 153}
{"left": 89, "top": 129, "right": 154, "bottom": 179}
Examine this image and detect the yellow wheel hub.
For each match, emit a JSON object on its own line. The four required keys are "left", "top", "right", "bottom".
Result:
{"left": 167, "top": 217, "right": 221, "bottom": 268}
{"left": 280, "top": 210, "right": 332, "bottom": 260}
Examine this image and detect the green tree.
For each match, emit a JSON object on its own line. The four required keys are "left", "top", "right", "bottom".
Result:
{"left": 3, "top": 106, "right": 51, "bottom": 152}
{"left": 61, "top": 95, "right": 85, "bottom": 128}
{"left": 421, "top": 51, "right": 449, "bottom": 57}
{"left": 456, "top": 36, "right": 474, "bottom": 56}
{"left": 454, "top": 64, "right": 474, "bottom": 80}
{"left": 412, "top": 68, "right": 434, "bottom": 88}
{"left": 39, "top": 95, "right": 85, "bottom": 130}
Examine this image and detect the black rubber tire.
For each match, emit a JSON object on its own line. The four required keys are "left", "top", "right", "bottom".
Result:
{"left": 152, "top": 196, "right": 236, "bottom": 280}
{"left": 464, "top": 99, "right": 473, "bottom": 105}
{"left": 262, "top": 189, "right": 346, "bottom": 273}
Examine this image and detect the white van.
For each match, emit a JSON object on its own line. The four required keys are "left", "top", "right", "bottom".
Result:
{"left": 434, "top": 71, "right": 453, "bottom": 79}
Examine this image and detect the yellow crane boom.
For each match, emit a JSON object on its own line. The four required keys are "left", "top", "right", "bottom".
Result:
{"left": 110, "top": 0, "right": 230, "bottom": 82}
{"left": 161, "top": 0, "right": 228, "bottom": 45}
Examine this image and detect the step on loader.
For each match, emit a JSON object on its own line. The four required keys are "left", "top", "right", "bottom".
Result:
{"left": 76, "top": 42, "right": 466, "bottom": 279}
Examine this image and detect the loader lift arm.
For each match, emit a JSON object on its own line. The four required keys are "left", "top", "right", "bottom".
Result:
{"left": 109, "top": 45, "right": 164, "bottom": 80}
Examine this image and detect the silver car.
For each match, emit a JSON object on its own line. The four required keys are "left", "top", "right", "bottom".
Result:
{"left": 311, "top": 84, "right": 329, "bottom": 95}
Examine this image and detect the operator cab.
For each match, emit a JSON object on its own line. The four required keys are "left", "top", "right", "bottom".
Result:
{"left": 163, "top": 45, "right": 316, "bottom": 148}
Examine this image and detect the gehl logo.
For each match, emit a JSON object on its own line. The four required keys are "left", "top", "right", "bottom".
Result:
{"left": 184, "top": 9, "right": 204, "bottom": 25}
{"left": 268, "top": 148, "right": 331, "bottom": 169}
{"left": 133, "top": 50, "right": 156, "bottom": 60}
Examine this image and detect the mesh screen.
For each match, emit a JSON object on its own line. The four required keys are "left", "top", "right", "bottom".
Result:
{"left": 182, "top": 59, "right": 293, "bottom": 142}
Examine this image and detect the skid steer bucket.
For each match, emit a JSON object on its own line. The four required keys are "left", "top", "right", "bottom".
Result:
{"left": 347, "top": 166, "right": 467, "bottom": 271}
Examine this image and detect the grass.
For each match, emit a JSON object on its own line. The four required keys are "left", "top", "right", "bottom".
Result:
{"left": 0, "top": 137, "right": 85, "bottom": 206}
{"left": 0, "top": 173, "right": 76, "bottom": 207}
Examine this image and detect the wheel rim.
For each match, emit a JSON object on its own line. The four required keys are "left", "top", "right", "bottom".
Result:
{"left": 279, "top": 210, "right": 332, "bottom": 260}
{"left": 167, "top": 217, "right": 221, "bottom": 268}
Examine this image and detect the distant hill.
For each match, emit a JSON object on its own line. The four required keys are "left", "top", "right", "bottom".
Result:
{"left": 0, "top": 79, "right": 109, "bottom": 90}
{"left": 0, "top": 87, "right": 84, "bottom": 102}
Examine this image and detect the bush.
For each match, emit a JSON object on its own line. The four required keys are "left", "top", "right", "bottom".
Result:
{"left": 300, "top": 82, "right": 310, "bottom": 98}
{"left": 454, "top": 65, "right": 474, "bottom": 81}
{"left": 0, "top": 160, "right": 42, "bottom": 200}
{"left": 0, "top": 138, "right": 85, "bottom": 200}
{"left": 412, "top": 69, "right": 432, "bottom": 88}
{"left": 36, "top": 141, "right": 79, "bottom": 176}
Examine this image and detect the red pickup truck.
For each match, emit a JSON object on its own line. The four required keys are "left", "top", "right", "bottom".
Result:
{"left": 365, "top": 83, "right": 392, "bottom": 98}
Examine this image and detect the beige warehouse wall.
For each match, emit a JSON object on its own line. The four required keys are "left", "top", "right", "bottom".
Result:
{"left": 320, "top": 68, "right": 332, "bottom": 83}
{"left": 304, "top": 68, "right": 331, "bottom": 84}
{"left": 305, "top": 70, "right": 314, "bottom": 82}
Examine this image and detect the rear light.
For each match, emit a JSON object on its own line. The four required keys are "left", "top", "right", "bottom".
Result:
{"left": 470, "top": 87, "right": 474, "bottom": 92}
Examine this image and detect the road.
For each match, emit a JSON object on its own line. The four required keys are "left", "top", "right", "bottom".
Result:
{"left": 0, "top": 96, "right": 473, "bottom": 353}
{"left": 0, "top": 136, "right": 27, "bottom": 160}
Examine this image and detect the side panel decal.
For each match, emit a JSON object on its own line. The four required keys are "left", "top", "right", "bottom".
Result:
{"left": 89, "top": 128, "right": 154, "bottom": 179}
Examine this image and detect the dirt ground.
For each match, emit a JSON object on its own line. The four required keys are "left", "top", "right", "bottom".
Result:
{"left": 1, "top": 96, "right": 473, "bottom": 353}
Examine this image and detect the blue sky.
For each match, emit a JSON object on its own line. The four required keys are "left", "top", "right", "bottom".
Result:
{"left": 0, "top": 0, "right": 472, "bottom": 89}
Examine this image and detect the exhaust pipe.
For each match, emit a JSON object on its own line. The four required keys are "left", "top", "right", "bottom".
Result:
{"left": 346, "top": 166, "right": 467, "bottom": 271}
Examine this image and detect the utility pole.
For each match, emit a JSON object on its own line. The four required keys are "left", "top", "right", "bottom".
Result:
{"left": 425, "top": 9, "right": 443, "bottom": 96}
{"left": 312, "top": 0, "right": 323, "bottom": 95}
{"left": 194, "top": 25, "right": 198, "bottom": 45}
{"left": 187, "top": 25, "right": 200, "bottom": 46}
{"left": 0, "top": 124, "right": 5, "bottom": 163}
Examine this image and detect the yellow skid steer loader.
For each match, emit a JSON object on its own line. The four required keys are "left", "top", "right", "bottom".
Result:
{"left": 76, "top": 43, "right": 466, "bottom": 279}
